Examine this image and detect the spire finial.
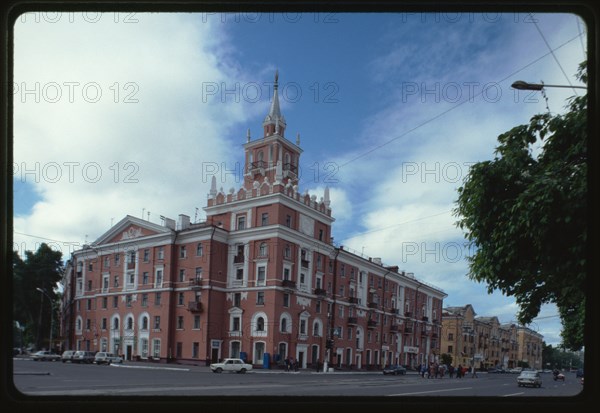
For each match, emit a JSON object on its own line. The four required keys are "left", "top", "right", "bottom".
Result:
{"left": 247, "top": 128, "right": 251, "bottom": 143}
{"left": 274, "top": 69, "right": 279, "bottom": 88}
{"left": 296, "top": 132, "right": 300, "bottom": 146}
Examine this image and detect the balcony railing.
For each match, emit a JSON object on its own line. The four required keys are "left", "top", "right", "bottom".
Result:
{"left": 301, "top": 259, "right": 310, "bottom": 268}
{"left": 390, "top": 308, "right": 399, "bottom": 314}
{"left": 367, "top": 320, "right": 378, "bottom": 328}
{"left": 282, "top": 279, "right": 296, "bottom": 289}
{"left": 404, "top": 327, "right": 413, "bottom": 334}
{"left": 188, "top": 278, "right": 202, "bottom": 288}
{"left": 347, "top": 317, "right": 358, "bottom": 325}
{"left": 422, "top": 316, "right": 429, "bottom": 322}
{"left": 390, "top": 325, "right": 399, "bottom": 332}
{"left": 250, "top": 161, "right": 266, "bottom": 174}
{"left": 188, "top": 302, "right": 203, "bottom": 313}
{"left": 314, "top": 288, "right": 327, "bottom": 297}
{"left": 368, "top": 302, "right": 378, "bottom": 309}
{"left": 233, "top": 254, "right": 245, "bottom": 264}
{"left": 348, "top": 297, "right": 359, "bottom": 304}
{"left": 127, "top": 262, "right": 135, "bottom": 270}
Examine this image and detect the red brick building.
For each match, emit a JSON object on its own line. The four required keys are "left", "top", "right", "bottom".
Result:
{"left": 61, "top": 72, "right": 446, "bottom": 370}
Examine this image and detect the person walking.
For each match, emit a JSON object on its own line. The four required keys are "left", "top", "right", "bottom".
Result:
{"left": 448, "top": 364, "right": 455, "bottom": 379}
{"left": 457, "top": 364, "right": 463, "bottom": 379}
{"left": 471, "top": 365, "right": 478, "bottom": 378}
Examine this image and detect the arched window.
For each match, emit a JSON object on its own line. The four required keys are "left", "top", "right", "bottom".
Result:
{"left": 257, "top": 317, "right": 265, "bottom": 331}
{"left": 113, "top": 318, "right": 119, "bottom": 330}
{"left": 127, "top": 317, "right": 133, "bottom": 330}
{"left": 258, "top": 151, "right": 264, "bottom": 162}
{"left": 313, "top": 322, "right": 320, "bottom": 337}
{"left": 259, "top": 242, "right": 268, "bottom": 256}
{"left": 142, "top": 316, "right": 148, "bottom": 330}
{"left": 281, "top": 318, "right": 287, "bottom": 333}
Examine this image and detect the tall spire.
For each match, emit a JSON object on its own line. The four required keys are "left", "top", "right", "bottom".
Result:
{"left": 263, "top": 70, "right": 286, "bottom": 137}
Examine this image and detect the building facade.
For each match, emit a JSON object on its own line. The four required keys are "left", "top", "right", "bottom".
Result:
{"left": 60, "top": 72, "right": 447, "bottom": 370}
{"left": 441, "top": 305, "right": 543, "bottom": 370}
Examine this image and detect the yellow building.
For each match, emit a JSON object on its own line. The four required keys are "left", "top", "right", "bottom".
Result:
{"left": 517, "top": 326, "right": 544, "bottom": 370}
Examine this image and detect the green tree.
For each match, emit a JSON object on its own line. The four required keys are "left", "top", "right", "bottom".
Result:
{"left": 13, "top": 243, "right": 64, "bottom": 350}
{"left": 440, "top": 353, "right": 453, "bottom": 366}
{"left": 454, "top": 62, "right": 587, "bottom": 351}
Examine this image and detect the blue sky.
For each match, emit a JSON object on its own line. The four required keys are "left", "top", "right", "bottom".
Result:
{"left": 12, "top": 11, "right": 587, "bottom": 346}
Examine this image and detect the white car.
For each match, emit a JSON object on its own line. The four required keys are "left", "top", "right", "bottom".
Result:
{"left": 94, "top": 352, "right": 123, "bottom": 365}
{"left": 31, "top": 351, "right": 61, "bottom": 361}
{"left": 210, "top": 358, "right": 253, "bottom": 373}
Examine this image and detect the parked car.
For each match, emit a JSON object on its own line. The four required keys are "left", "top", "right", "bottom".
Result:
{"left": 517, "top": 370, "right": 542, "bottom": 388}
{"left": 487, "top": 367, "right": 506, "bottom": 374}
{"left": 31, "top": 351, "right": 61, "bottom": 361}
{"left": 94, "top": 352, "right": 123, "bottom": 365}
{"left": 210, "top": 358, "right": 253, "bottom": 373}
{"left": 72, "top": 351, "right": 96, "bottom": 364}
{"left": 509, "top": 367, "right": 523, "bottom": 374}
{"left": 383, "top": 364, "right": 407, "bottom": 375}
{"left": 61, "top": 350, "right": 75, "bottom": 363}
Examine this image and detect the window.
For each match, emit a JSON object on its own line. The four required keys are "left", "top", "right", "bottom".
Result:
{"left": 126, "top": 295, "right": 132, "bottom": 307}
{"left": 236, "top": 268, "right": 243, "bottom": 281}
{"left": 193, "top": 316, "right": 200, "bottom": 329}
{"left": 180, "top": 246, "right": 187, "bottom": 258}
{"left": 237, "top": 215, "right": 246, "bottom": 230}
{"left": 142, "top": 272, "right": 149, "bottom": 285}
{"left": 126, "top": 317, "right": 133, "bottom": 330}
{"left": 143, "top": 249, "right": 149, "bottom": 262}
{"left": 192, "top": 342, "right": 199, "bottom": 358}
{"left": 87, "top": 299, "right": 92, "bottom": 310}
{"left": 155, "top": 292, "right": 162, "bottom": 305}
{"left": 281, "top": 318, "right": 287, "bottom": 333}
{"left": 340, "top": 264, "right": 345, "bottom": 277}
{"left": 314, "top": 322, "right": 321, "bottom": 337}
{"left": 154, "top": 316, "right": 161, "bottom": 330}
{"left": 102, "top": 297, "right": 107, "bottom": 309}
{"left": 317, "top": 255, "right": 322, "bottom": 270}
{"left": 283, "top": 267, "right": 290, "bottom": 280}
{"left": 157, "top": 247, "right": 164, "bottom": 260}
{"left": 261, "top": 213, "right": 269, "bottom": 226}
{"left": 102, "top": 275, "right": 109, "bottom": 291}
{"left": 114, "top": 253, "right": 120, "bottom": 265}
{"left": 129, "top": 272, "right": 135, "bottom": 285}
{"left": 86, "top": 319, "right": 91, "bottom": 330}
{"left": 318, "top": 229, "right": 323, "bottom": 241}
{"left": 448, "top": 333, "right": 454, "bottom": 340}
{"left": 283, "top": 293, "right": 290, "bottom": 307}
{"left": 347, "top": 326, "right": 353, "bottom": 340}
{"left": 114, "top": 275, "right": 119, "bottom": 288}
{"left": 152, "top": 339, "right": 161, "bottom": 358}
{"left": 179, "top": 269, "right": 185, "bottom": 282}
{"left": 88, "top": 263, "right": 93, "bottom": 272}
{"left": 286, "top": 214, "right": 292, "bottom": 227}
{"left": 113, "top": 296, "right": 118, "bottom": 308}
{"left": 316, "top": 301, "right": 321, "bottom": 314}
{"left": 257, "top": 266, "right": 266, "bottom": 286}
{"left": 177, "top": 316, "right": 184, "bottom": 329}
{"left": 104, "top": 256, "right": 109, "bottom": 267}
{"left": 142, "top": 316, "right": 148, "bottom": 330}
{"left": 155, "top": 270, "right": 163, "bottom": 287}
{"left": 256, "top": 291, "right": 265, "bottom": 305}
{"left": 256, "top": 317, "right": 265, "bottom": 331}
{"left": 232, "top": 317, "right": 241, "bottom": 331}
{"left": 75, "top": 318, "right": 82, "bottom": 332}
{"left": 300, "top": 320, "right": 307, "bottom": 335}
{"left": 234, "top": 293, "right": 241, "bottom": 307}
{"left": 196, "top": 243, "right": 203, "bottom": 256}
{"left": 113, "top": 318, "right": 119, "bottom": 330}
{"left": 141, "top": 338, "right": 148, "bottom": 358}
{"left": 101, "top": 318, "right": 107, "bottom": 330}
{"left": 87, "top": 280, "right": 92, "bottom": 291}
{"left": 300, "top": 273, "right": 305, "bottom": 284}
{"left": 195, "top": 267, "right": 203, "bottom": 279}
{"left": 259, "top": 242, "right": 268, "bottom": 256}
{"left": 178, "top": 292, "right": 184, "bottom": 305}
{"left": 128, "top": 251, "right": 135, "bottom": 264}
{"left": 284, "top": 245, "right": 291, "bottom": 259}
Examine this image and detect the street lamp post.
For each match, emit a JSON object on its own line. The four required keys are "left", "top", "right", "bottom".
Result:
{"left": 511, "top": 81, "right": 587, "bottom": 91}
{"left": 36, "top": 288, "right": 53, "bottom": 353}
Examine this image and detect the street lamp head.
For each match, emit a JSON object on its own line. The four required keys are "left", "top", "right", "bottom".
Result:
{"left": 511, "top": 81, "right": 544, "bottom": 91}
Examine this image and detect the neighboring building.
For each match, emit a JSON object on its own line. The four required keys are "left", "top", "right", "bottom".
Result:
{"left": 516, "top": 326, "right": 543, "bottom": 370}
{"left": 441, "top": 305, "right": 541, "bottom": 370}
{"left": 60, "top": 72, "right": 446, "bottom": 370}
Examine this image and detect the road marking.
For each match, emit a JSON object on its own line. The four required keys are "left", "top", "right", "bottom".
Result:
{"left": 503, "top": 392, "right": 525, "bottom": 397}
{"left": 388, "top": 387, "right": 473, "bottom": 396}
{"left": 110, "top": 364, "right": 190, "bottom": 372}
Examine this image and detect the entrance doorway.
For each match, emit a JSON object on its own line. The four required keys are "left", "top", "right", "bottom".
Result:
{"left": 211, "top": 348, "right": 219, "bottom": 363}
{"left": 126, "top": 345, "right": 132, "bottom": 361}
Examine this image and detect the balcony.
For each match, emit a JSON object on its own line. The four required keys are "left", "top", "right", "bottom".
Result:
{"left": 404, "top": 311, "right": 412, "bottom": 318}
{"left": 422, "top": 316, "right": 429, "bottom": 322}
{"left": 188, "top": 278, "right": 202, "bottom": 289}
{"left": 404, "top": 327, "right": 413, "bottom": 334}
{"left": 233, "top": 254, "right": 245, "bottom": 264}
{"left": 249, "top": 160, "right": 266, "bottom": 175}
{"left": 314, "top": 288, "right": 327, "bottom": 297}
{"left": 283, "top": 163, "right": 298, "bottom": 178}
{"left": 367, "top": 320, "right": 378, "bottom": 328}
{"left": 390, "top": 308, "right": 399, "bottom": 314}
{"left": 432, "top": 332, "right": 438, "bottom": 338}
{"left": 368, "top": 302, "right": 378, "bottom": 309}
{"left": 347, "top": 317, "right": 358, "bottom": 325}
{"left": 282, "top": 279, "right": 296, "bottom": 290}
{"left": 127, "top": 262, "right": 135, "bottom": 270}
{"left": 348, "top": 297, "right": 359, "bottom": 304}
{"left": 188, "top": 302, "right": 203, "bottom": 313}
{"left": 390, "top": 325, "right": 399, "bottom": 332}
{"left": 301, "top": 259, "right": 310, "bottom": 268}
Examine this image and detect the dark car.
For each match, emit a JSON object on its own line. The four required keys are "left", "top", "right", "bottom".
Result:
{"left": 488, "top": 367, "right": 506, "bottom": 373}
{"left": 576, "top": 368, "right": 584, "bottom": 378}
{"left": 383, "top": 364, "right": 407, "bottom": 375}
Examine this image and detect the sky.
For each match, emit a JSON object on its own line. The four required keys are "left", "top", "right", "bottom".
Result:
{"left": 11, "top": 10, "right": 588, "bottom": 347}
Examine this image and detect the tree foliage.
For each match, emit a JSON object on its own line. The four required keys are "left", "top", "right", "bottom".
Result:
{"left": 13, "top": 243, "right": 64, "bottom": 350}
{"left": 454, "top": 62, "right": 587, "bottom": 351}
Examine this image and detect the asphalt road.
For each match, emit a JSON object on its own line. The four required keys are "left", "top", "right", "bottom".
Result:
{"left": 11, "top": 358, "right": 585, "bottom": 399}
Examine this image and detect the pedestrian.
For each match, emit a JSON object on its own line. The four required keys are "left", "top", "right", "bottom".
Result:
{"left": 284, "top": 358, "right": 290, "bottom": 372}
{"left": 294, "top": 358, "right": 298, "bottom": 372}
{"left": 471, "top": 365, "right": 478, "bottom": 378}
{"left": 449, "top": 364, "right": 455, "bottom": 378}
{"left": 457, "top": 364, "right": 462, "bottom": 379}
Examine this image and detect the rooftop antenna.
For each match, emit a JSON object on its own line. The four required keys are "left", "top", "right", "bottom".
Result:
{"left": 147, "top": 211, "right": 150, "bottom": 221}
{"left": 194, "top": 207, "right": 199, "bottom": 223}
{"left": 142, "top": 208, "right": 145, "bottom": 219}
